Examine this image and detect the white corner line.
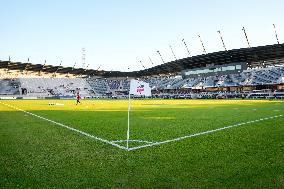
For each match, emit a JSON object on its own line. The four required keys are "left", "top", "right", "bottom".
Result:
{"left": 111, "top": 139, "right": 154, "bottom": 144}
{"left": 127, "top": 114, "right": 283, "bottom": 151}
{"left": 0, "top": 102, "right": 128, "bottom": 150}
{"left": 1, "top": 101, "right": 282, "bottom": 152}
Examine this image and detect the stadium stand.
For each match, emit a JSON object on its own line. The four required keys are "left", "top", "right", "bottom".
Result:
{"left": 1, "top": 64, "right": 283, "bottom": 99}
{"left": 1, "top": 43, "right": 284, "bottom": 99}
{"left": 86, "top": 78, "right": 108, "bottom": 96}
{"left": 0, "top": 79, "right": 20, "bottom": 95}
{"left": 19, "top": 78, "right": 93, "bottom": 97}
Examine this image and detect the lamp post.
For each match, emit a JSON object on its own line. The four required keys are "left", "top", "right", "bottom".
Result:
{"left": 148, "top": 56, "right": 154, "bottom": 66}
{"left": 53, "top": 60, "right": 62, "bottom": 77}
{"left": 96, "top": 65, "right": 101, "bottom": 71}
{"left": 157, "top": 50, "right": 165, "bottom": 64}
{"left": 84, "top": 63, "right": 90, "bottom": 71}
{"left": 198, "top": 34, "right": 207, "bottom": 54}
{"left": 139, "top": 60, "right": 145, "bottom": 69}
{"left": 81, "top": 48, "right": 86, "bottom": 69}
{"left": 217, "top": 30, "right": 227, "bottom": 51}
{"left": 81, "top": 63, "right": 90, "bottom": 77}
{"left": 242, "top": 27, "right": 251, "bottom": 48}
{"left": 38, "top": 60, "right": 46, "bottom": 76}
{"left": 169, "top": 45, "right": 177, "bottom": 60}
{"left": 182, "top": 38, "right": 191, "bottom": 56}
{"left": 273, "top": 24, "right": 280, "bottom": 44}
{"left": 72, "top": 62, "right": 76, "bottom": 70}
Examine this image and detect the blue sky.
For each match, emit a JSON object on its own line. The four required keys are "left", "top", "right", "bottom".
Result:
{"left": 0, "top": 0, "right": 283, "bottom": 71}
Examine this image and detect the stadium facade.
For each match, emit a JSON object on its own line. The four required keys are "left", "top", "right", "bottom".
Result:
{"left": 1, "top": 43, "right": 284, "bottom": 99}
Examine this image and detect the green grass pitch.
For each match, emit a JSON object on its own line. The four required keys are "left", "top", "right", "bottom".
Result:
{"left": 0, "top": 99, "right": 284, "bottom": 188}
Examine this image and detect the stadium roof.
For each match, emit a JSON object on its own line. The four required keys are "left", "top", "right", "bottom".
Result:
{"left": 1, "top": 43, "right": 284, "bottom": 78}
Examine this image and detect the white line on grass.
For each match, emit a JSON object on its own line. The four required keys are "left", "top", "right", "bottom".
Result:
{"left": 0, "top": 102, "right": 127, "bottom": 150}
{"left": 1, "top": 101, "right": 282, "bottom": 152}
{"left": 127, "top": 114, "right": 283, "bottom": 151}
{"left": 111, "top": 139, "right": 154, "bottom": 144}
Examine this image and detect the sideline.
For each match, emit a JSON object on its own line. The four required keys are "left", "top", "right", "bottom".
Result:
{"left": 127, "top": 114, "right": 283, "bottom": 151}
{"left": 0, "top": 101, "right": 128, "bottom": 150}
{"left": 1, "top": 101, "right": 282, "bottom": 151}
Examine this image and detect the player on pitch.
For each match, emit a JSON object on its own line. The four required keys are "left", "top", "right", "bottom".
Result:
{"left": 76, "top": 92, "right": 81, "bottom": 105}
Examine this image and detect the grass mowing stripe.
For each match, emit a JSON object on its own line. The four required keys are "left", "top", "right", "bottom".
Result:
{"left": 128, "top": 115, "right": 283, "bottom": 151}
{"left": 0, "top": 101, "right": 127, "bottom": 150}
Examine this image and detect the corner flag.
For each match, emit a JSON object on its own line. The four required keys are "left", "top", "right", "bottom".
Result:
{"left": 129, "top": 79, "right": 151, "bottom": 97}
{"left": 127, "top": 79, "right": 151, "bottom": 149}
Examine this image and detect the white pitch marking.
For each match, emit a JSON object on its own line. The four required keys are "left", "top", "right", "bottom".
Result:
{"left": 111, "top": 139, "right": 154, "bottom": 144}
{"left": 1, "top": 101, "right": 282, "bottom": 152}
{"left": 0, "top": 102, "right": 127, "bottom": 150}
{"left": 127, "top": 114, "right": 283, "bottom": 151}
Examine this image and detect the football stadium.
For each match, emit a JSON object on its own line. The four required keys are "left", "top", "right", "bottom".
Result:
{"left": 1, "top": 1, "right": 284, "bottom": 188}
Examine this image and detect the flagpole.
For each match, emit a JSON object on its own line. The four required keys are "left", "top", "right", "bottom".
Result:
{"left": 126, "top": 79, "right": 151, "bottom": 149}
{"left": 126, "top": 91, "right": 131, "bottom": 149}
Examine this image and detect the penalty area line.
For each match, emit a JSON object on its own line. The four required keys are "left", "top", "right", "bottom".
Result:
{"left": 0, "top": 102, "right": 127, "bottom": 150}
{"left": 127, "top": 114, "right": 283, "bottom": 151}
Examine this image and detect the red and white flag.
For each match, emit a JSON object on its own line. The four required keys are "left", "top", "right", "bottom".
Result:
{"left": 129, "top": 79, "right": 151, "bottom": 96}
